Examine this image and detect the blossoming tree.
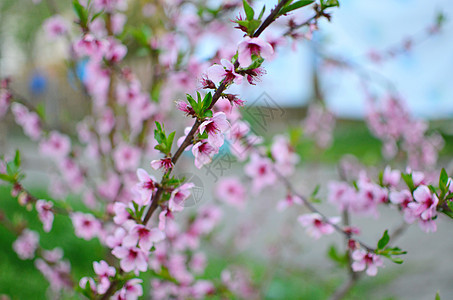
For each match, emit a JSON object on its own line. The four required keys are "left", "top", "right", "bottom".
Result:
{"left": 0, "top": 0, "right": 450, "bottom": 299}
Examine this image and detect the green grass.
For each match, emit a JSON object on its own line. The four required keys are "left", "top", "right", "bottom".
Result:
{"left": 0, "top": 186, "right": 104, "bottom": 299}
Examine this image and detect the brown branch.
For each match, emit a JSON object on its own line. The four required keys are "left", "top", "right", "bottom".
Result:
{"left": 253, "top": 0, "right": 292, "bottom": 37}
{"left": 141, "top": 0, "right": 299, "bottom": 226}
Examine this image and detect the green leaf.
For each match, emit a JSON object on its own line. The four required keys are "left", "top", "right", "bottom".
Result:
{"left": 0, "top": 173, "right": 14, "bottom": 183}
{"left": 378, "top": 170, "right": 384, "bottom": 186}
{"left": 321, "top": 0, "right": 340, "bottom": 9}
{"left": 258, "top": 5, "right": 266, "bottom": 20}
{"left": 91, "top": 10, "right": 105, "bottom": 22}
{"left": 436, "top": 12, "right": 445, "bottom": 27}
{"left": 155, "top": 121, "right": 163, "bottom": 132}
{"left": 241, "top": 55, "right": 264, "bottom": 70}
{"left": 436, "top": 291, "right": 441, "bottom": 300}
{"left": 202, "top": 92, "right": 213, "bottom": 110}
{"left": 280, "top": 0, "right": 314, "bottom": 15}
{"left": 186, "top": 94, "right": 198, "bottom": 113}
{"left": 311, "top": 185, "right": 320, "bottom": 197}
{"left": 389, "top": 257, "right": 404, "bottom": 264}
{"left": 167, "top": 132, "right": 176, "bottom": 151}
{"left": 203, "top": 110, "right": 213, "bottom": 118}
{"left": 246, "top": 19, "right": 262, "bottom": 35}
{"left": 243, "top": 0, "right": 255, "bottom": 21}
{"left": 6, "top": 161, "right": 18, "bottom": 177}
{"left": 14, "top": 150, "right": 21, "bottom": 168}
{"left": 327, "top": 244, "right": 348, "bottom": 267}
{"left": 377, "top": 230, "right": 390, "bottom": 250}
{"left": 36, "top": 103, "right": 46, "bottom": 120}
{"left": 439, "top": 168, "right": 448, "bottom": 192}
{"left": 401, "top": 173, "right": 415, "bottom": 192}
{"left": 72, "top": 0, "right": 88, "bottom": 26}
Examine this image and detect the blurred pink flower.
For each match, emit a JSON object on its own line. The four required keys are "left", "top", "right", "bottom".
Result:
{"left": 71, "top": 212, "right": 101, "bottom": 240}
{"left": 351, "top": 249, "right": 384, "bottom": 276}
{"left": 215, "top": 177, "right": 246, "bottom": 209}
{"left": 298, "top": 213, "right": 340, "bottom": 239}
{"left": 36, "top": 199, "right": 54, "bottom": 232}
{"left": 43, "top": 15, "right": 68, "bottom": 39}
{"left": 13, "top": 229, "right": 39, "bottom": 260}
{"left": 112, "top": 246, "right": 148, "bottom": 275}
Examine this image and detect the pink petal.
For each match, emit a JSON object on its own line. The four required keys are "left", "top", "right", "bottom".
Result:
{"left": 206, "top": 65, "right": 225, "bottom": 84}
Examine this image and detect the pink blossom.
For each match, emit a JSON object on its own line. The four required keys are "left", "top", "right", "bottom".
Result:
{"left": 192, "top": 141, "right": 217, "bottom": 169}
{"left": 237, "top": 36, "right": 274, "bottom": 67}
{"left": 112, "top": 246, "right": 148, "bottom": 275}
{"left": 389, "top": 189, "right": 417, "bottom": 223}
{"left": 151, "top": 158, "right": 174, "bottom": 172}
{"left": 167, "top": 253, "right": 193, "bottom": 284}
{"left": 96, "top": 108, "right": 115, "bottom": 134}
{"left": 79, "top": 277, "right": 96, "bottom": 293}
{"left": 98, "top": 172, "right": 121, "bottom": 201}
{"left": 215, "top": 177, "right": 247, "bottom": 208}
{"left": 277, "top": 194, "right": 302, "bottom": 211}
{"left": 59, "top": 158, "right": 84, "bottom": 192}
{"left": 35, "top": 258, "right": 72, "bottom": 292}
{"left": 93, "top": 0, "right": 128, "bottom": 13}
{"left": 112, "top": 279, "right": 143, "bottom": 300}
{"left": 134, "top": 168, "right": 157, "bottom": 204}
{"left": 112, "top": 202, "right": 133, "bottom": 225}
{"left": 351, "top": 249, "right": 384, "bottom": 276}
{"left": 93, "top": 260, "right": 116, "bottom": 278}
{"left": 189, "top": 252, "right": 207, "bottom": 274}
{"left": 206, "top": 59, "right": 243, "bottom": 85}
{"left": 0, "top": 87, "right": 11, "bottom": 118}
{"left": 117, "top": 80, "right": 141, "bottom": 106}
{"left": 271, "top": 135, "right": 299, "bottom": 176}
{"left": 111, "top": 13, "right": 126, "bottom": 34}
{"left": 35, "top": 257, "right": 72, "bottom": 292}
{"left": 36, "top": 199, "right": 54, "bottom": 232}
{"left": 169, "top": 183, "right": 195, "bottom": 212}
{"left": 382, "top": 166, "right": 400, "bottom": 187}
{"left": 123, "top": 224, "right": 165, "bottom": 251}
{"left": 244, "top": 153, "right": 276, "bottom": 193}
{"left": 199, "top": 112, "right": 230, "bottom": 148}
{"left": 303, "top": 104, "right": 335, "bottom": 149}
{"left": 408, "top": 185, "right": 438, "bottom": 222}
{"left": 175, "top": 101, "right": 195, "bottom": 116}
{"left": 13, "top": 229, "right": 39, "bottom": 260}
{"left": 104, "top": 39, "right": 127, "bottom": 63}
{"left": 113, "top": 144, "right": 140, "bottom": 172}
{"left": 191, "top": 280, "right": 215, "bottom": 299}
{"left": 39, "top": 131, "right": 71, "bottom": 160}
{"left": 418, "top": 218, "right": 437, "bottom": 233}
{"left": 224, "top": 94, "right": 245, "bottom": 107}
{"left": 106, "top": 227, "right": 127, "bottom": 248}
{"left": 298, "top": 213, "right": 340, "bottom": 239}
{"left": 93, "top": 260, "right": 116, "bottom": 294}
{"left": 70, "top": 212, "right": 101, "bottom": 240}
{"left": 191, "top": 205, "right": 223, "bottom": 236}
{"left": 327, "top": 182, "right": 356, "bottom": 211}
{"left": 11, "top": 103, "right": 42, "bottom": 140}
{"left": 177, "top": 127, "right": 194, "bottom": 149}
{"left": 42, "top": 247, "right": 63, "bottom": 263}
{"left": 43, "top": 15, "right": 68, "bottom": 39}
